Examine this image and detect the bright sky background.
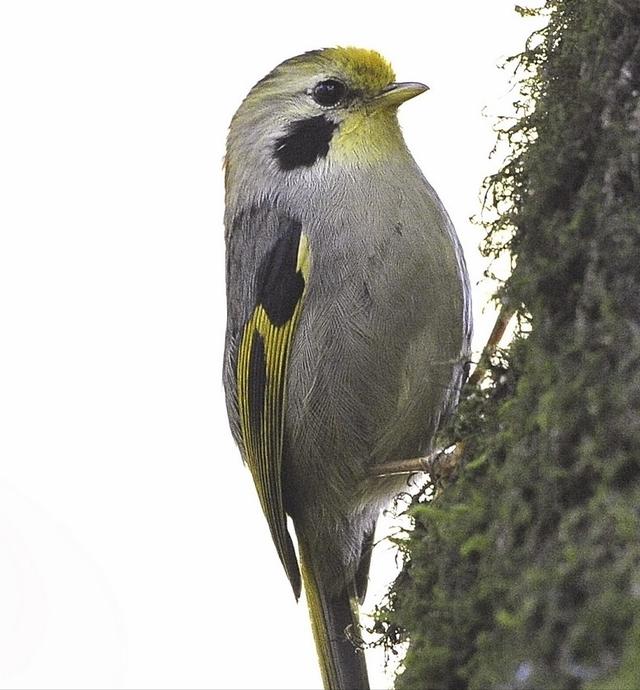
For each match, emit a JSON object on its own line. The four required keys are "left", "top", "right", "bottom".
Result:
{"left": 0, "top": 3, "right": 545, "bottom": 689}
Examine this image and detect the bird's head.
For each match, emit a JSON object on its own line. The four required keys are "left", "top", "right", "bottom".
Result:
{"left": 225, "top": 47, "right": 428, "bottom": 186}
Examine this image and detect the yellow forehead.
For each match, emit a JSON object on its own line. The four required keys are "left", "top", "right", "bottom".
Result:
{"left": 274, "top": 46, "right": 396, "bottom": 94}
{"left": 319, "top": 47, "right": 396, "bottom": 92}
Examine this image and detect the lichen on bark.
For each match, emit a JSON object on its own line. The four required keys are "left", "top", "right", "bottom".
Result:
{"left": 377, "top": 2, "right": 640, "bottom": 688}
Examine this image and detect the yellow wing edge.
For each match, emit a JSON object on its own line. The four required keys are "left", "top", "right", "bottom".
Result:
{"left": 236, "top": 232, "right": 310, "bottom": 594}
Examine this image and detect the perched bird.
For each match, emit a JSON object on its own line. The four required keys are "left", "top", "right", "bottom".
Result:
{"left": 223, "top": 47, "right": 471, "bottom": 690}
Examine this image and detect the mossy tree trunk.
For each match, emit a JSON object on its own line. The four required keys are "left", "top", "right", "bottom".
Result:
{"left": 379, "top": 2, "right": 640, "bottom": 688}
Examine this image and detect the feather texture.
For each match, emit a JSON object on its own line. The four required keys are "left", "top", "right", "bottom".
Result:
{"left": 223, "top": 47, "right": 472, "bottom": 690}
{"left": 234, "top": 220, "right": 310, "bottom": 598}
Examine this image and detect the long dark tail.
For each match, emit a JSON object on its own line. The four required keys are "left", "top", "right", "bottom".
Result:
{"left": 297, "top": 531, "right": 370, "bottom": 690}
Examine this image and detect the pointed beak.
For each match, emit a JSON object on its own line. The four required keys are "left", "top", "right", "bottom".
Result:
{"left": 373, "top": 81, "right": 429, "bottom": 107}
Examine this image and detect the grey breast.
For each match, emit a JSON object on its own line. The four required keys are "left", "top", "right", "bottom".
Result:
{"left": 282, "top": 156, "right": 471, "bottom": 514}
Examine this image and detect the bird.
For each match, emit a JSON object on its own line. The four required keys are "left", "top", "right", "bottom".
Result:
{"left": 223, "top": 47, "right": 472, "bottom": 690}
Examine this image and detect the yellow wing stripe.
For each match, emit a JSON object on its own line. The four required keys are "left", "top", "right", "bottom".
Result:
{"left": 235, "top": 232, "right": 310, "bottom": 587}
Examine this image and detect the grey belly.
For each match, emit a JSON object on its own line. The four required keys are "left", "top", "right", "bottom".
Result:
{"left": 282, "top": 222, "right": 466, "bottom": 523}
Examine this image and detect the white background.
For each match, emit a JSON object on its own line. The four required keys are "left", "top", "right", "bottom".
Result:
{"left": 0, "top": 2, "right": 544, "bottom": 689}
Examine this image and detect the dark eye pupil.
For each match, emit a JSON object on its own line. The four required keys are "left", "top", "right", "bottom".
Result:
{"left": 312, "top": 79, "right": 346, "bottom": 107}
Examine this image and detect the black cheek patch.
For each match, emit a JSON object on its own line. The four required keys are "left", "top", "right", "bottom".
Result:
{"left": 274, "top": 115, "right": 338, "bottom": 171}
{"left": 256, "top": 217, "right": 305, "bottom": 326}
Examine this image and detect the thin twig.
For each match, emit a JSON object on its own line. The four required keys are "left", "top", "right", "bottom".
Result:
{"left": 371, "top": 449, "right": 438, "bottom": 478}
{"left": 467, "top": 302, "right": 517, "bottom": 387}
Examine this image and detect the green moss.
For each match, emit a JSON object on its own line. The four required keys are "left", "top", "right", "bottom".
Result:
{"left": 588, "top": 618, "right": 640, "bottom": 690}
{"left": 378, "top": 1, "right": 640, "bottom": 688}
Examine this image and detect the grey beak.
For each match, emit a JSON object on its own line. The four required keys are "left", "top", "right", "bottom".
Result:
{"left": 374, "top": 82, "right": 429, "bottom": 106}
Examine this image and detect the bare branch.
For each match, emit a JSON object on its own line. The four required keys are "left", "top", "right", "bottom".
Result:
{"left": 371, "top": 452, "right": 435, "bottom": 478}
{"left": 467, "top": 302, "right": 517, "bottom": 387}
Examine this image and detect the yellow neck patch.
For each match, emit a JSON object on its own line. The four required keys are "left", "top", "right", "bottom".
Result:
{"left": 330, "top": 109, "right": 405, "bottom": 164}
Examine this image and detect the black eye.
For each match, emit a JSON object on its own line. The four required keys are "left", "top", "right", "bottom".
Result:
{"left": 312, "top": 79, "right": 347, "bottom": 107}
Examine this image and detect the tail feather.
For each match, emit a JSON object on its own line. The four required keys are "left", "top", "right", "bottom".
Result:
{"left": 297, "top": 532, "right": 370, "bottom": 690}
